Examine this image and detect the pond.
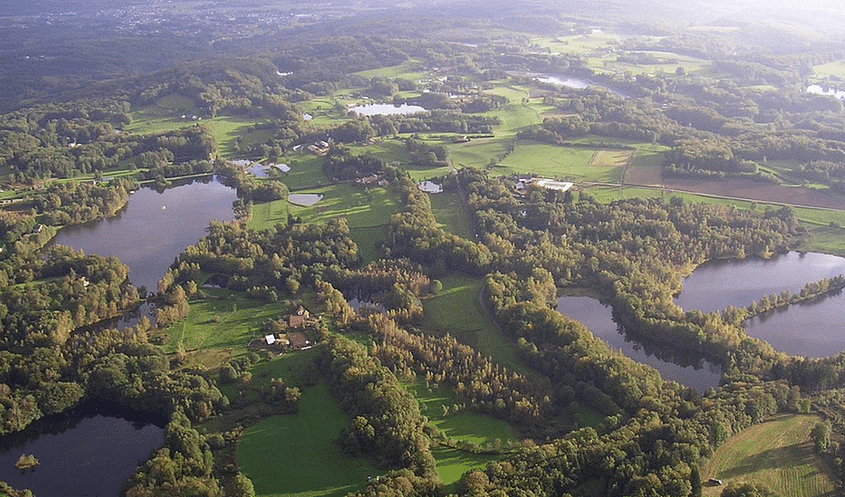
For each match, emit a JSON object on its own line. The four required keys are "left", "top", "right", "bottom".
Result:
{"left": 675, "top": 251, "right": 845, "bottom": 357}
{"left": 532, "top": 73, "right": 631, "bottom": 98}
{"left": 49, "top": 177, "right": 237, "bottom": 292}
{"left": 0, "top": 401, "right": 165, "bottom": 497}
{"left": 348, "top": 103, "right": 427, "bottom": 116}
{"left": 556, "top": 295, "right": 722, "bottom": 392}
{"left": 288, "top": 193, "right": 323, "bottom": 207}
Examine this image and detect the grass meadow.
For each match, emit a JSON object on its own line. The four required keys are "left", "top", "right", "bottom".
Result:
{"left": 238, "top": 382, "right": 380, "bottom": 497}
{"left": 497, "top": 141, "right": 623, "bottom": 183}
{"left": 702, "top": 414, "right": 836, "bottom": 497}
{"left": 162, "top": 289, "right": 283, "bottom": 355}
{"left": 404, "top": 381, "right": 516, "bottom": 486}
{"left": 429, "top": 192, "right": 474, "bottom": 238}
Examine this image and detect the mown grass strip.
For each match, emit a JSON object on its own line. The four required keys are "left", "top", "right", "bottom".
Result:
{"left": 702, "top": 414, "right": 836, "bottom": 497}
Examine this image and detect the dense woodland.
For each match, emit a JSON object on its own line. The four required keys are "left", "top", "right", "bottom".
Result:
{"left": 4, "top": 1, "right": 845, "bottom": 496}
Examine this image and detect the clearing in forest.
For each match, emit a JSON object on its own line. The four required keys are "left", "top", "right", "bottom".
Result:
{"left": 238, "top": 382, "right": 380, "bottom": 497}
{"left": 702, "top": 414, "right": 836, "bottom": 497}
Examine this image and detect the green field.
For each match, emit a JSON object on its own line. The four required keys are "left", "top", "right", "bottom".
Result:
{"left": 449, "top": 139, "right": 512, "bottom": 169}
{"left": 431, "top": 447, "right": 500, "bottom": 487}
{"left": 349, "top": 225, "right": 387, "bottom": 264}
{"left": 163, "top": 290, "right": 284, "bottom": 355}
{"left": 408, "top": 381, "right": 516, "bottom": 446}
{"left": 496, "top": 141, "right": 622, "bottom": 183}
{"left": 238, "top": 382, "right": 380, "bottom": 497}
{"left": 702, "top": 414, "right": 836, "bottom": 497}
{"left": 353, "top": 60, "right": 429, "bottom": 81}
{"left": 429, "top": 192, "right": 474, "bottom": 238}
{"left": 248, "top": 183, "right": 400, "bottom": 233}
{"left": 422, "top": 275, "right": 534, "bottom": 379}
{"left": 812, "top": 60, "right": 845, "bottom": 81}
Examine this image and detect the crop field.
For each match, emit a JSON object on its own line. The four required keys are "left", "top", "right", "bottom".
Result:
{"left": 702, "top": 414, "right": 835, "bottom": 497}
{"left": 589, "top": 149, "right": 634, "bottom": 168}
{"left": 624, "top": 145, "right": 666, "bottom": 185}
{"left": 238, "top": 382, "right": 380, "bottom": 497}
{"left": 429, "top": 192, "right": 473, "bottom": 238}
{"left": 422, "top": 275, "right": 535, "bottom": 379}
{"left": 664, "top": 177, "right": 845, "bottom": 211}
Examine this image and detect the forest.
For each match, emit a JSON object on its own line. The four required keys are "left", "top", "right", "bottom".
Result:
{"left": 3, "top": 0, "right": 845, "bottom": 496}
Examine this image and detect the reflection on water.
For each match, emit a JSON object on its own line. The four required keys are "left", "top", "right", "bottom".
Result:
{"left": 556, "top": 295, "right": 722, "bottom": 392}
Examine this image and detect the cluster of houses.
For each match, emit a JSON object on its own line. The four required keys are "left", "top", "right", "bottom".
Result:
{"left": 355, "top": 174, "right": 389, "bottom": 188}
{"left": 305, "top": 140, "right": 330, "bottom": 156}
{"left": 249, "top": 306, "right": 315, "bottom": 352}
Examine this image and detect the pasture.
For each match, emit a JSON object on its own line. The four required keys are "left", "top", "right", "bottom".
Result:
{"left": 811, "top": 60, "right": 845, "bottom": 81}
{"left": 702, "top": 414, "right": 835, "bottom": 497}
{"left": 162, "top": 289, "right": 282, "bottom": 356}
{"left": 353, "top": 60, "right": 429, "bottom": 81}
{"left": 497, "top": 141, "right": 623, "bottom": 183}
{"left": 238, "top": 382, "right": 380, "bottom": 497}
{"left": 407, "top": 381, "right": 516, "bottom": 447}
{"left": 429, "top": 191, "right": 474, "bottom": 238}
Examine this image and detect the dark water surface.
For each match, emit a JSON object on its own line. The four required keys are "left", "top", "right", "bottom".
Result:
{"left": 50, "top": 177, "right": 237, "bottom": 292}
{"left": 674, "top": 251, "right": 845, "bottom": 357}
{"left": 0, "top": 402, "right": 165, "bottom": 497}
{"left": 556, "top": 295, "right": 722, "bottom": 392}
{"left": 675, "top": 251, "right": 845, "bottom": 314}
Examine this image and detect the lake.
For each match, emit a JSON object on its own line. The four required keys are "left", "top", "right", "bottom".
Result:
{"left": 49, "top": 177, "right": 237, "bottom": 292}
{"left": 675, "top": 252, "right": 845, "bottom": 314}
{"left": 0, "top": 401, "right": 165, "bottom": 497}
{"left": 556, "top": 295, "right": 722, "bottom": 392}
{"left": 676, "top": 251, "right": 845, "bottom": 357}
{"left": 348, "top": 103, "right": 427, "bottom": 116}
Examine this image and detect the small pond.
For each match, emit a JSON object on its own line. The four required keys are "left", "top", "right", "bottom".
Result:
{"left": 49, "top": 176, "right": 237, "bottom": 292}
{"left": 288, "top": 193, "right": 323, "bottom": 207}
{"left": 349, "top": 103, "right": 427, "bottom": 116}
{"left": 0, "top": 401, "right": 165, "bottom": 497}
{"left": 556, "top": 295, "right": 722, "bottom": 392}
